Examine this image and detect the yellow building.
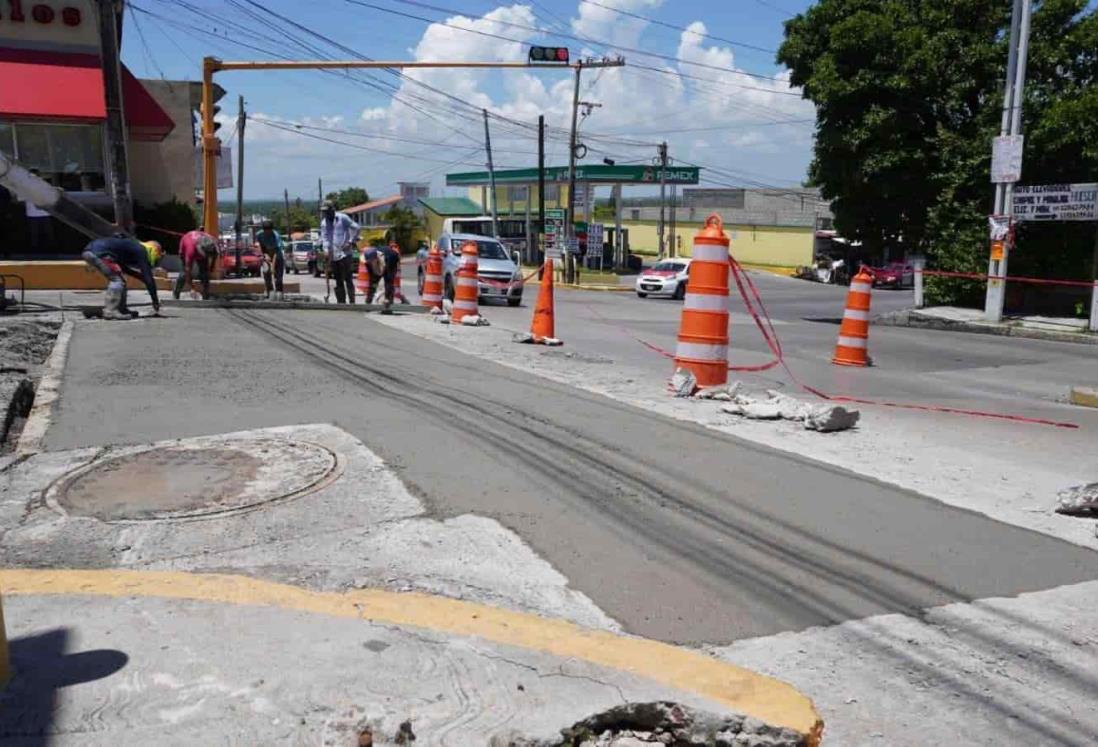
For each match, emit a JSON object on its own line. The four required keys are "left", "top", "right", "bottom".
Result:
{"left": 621, "top": 220, "right": 813, "bottom": 270}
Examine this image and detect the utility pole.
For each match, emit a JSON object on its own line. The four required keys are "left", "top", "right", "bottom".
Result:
{"left": 283, "top": 188, "right": 291, "bottom": 240}
{"left": 669, "top": 183, "right": 678, "bottom": 259}
{"left": 657, "top": 142, "right": 668, "bottom": 258}
{"left": 234, "top": 95, "right": 246, "bottom": 277}
{"left": 985, "top": 0, "right": 1033, "bottom": 322}
{"left": 566, "top": 65, "right": 583, "bottom": 284}
{"left": 96, "top": 0, "right": 133, "bottom": 232}
{"left": 483, "top": 109, "right": 499, "bottom": 238}
{"left": 538, "top": 114, "right": 545, "bottom": 263}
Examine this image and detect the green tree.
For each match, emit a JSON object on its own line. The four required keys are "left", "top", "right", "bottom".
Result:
{"left": 779, "top": 0, "right": 1098, "bottom": 304}
{"left": 324, "top": 187, "right": 369, "bottom": 210}
{"left": 382, "top": 205, "right": 422, "bottom": 253}
{"left": 134, "top": 197, "right": 198, "bottom": 254}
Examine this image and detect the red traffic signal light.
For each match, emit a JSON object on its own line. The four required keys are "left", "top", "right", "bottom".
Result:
{"left": 528, "top": 46, "right": 569, "bottom": 64}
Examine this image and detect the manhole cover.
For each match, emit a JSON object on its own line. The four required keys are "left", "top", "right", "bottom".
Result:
{"left": 50, "top": 436, "right": 339, "bottom": 522}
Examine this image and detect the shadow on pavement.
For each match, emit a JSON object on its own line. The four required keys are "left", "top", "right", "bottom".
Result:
{"left": 0, "top": 628, "right": 129, "bottom": 746}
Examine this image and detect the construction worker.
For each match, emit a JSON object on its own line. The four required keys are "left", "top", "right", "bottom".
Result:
{"left": 256, "top": 219, "right": 285, "bottom": 300}
{"left": 174, "top": 228, "right": 219, "bottom": 300}
{"left": 363, "top": 242, "right": 384, "bottom": 304}
{"left": 378, "top": 241, "right": 402, "bottom": 312}
{"left": 415, "top": 240, "right": 429, "bottom": 294}
{"left": 319, "top": 200, "right": 360, "bottom": 304}
{"left": 82, "top": 235, "right": 162, "bottom": 319}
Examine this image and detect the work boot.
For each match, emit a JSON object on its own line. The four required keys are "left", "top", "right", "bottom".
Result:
{"left": 103, "top": 280, "right": 128, "bottom": 320}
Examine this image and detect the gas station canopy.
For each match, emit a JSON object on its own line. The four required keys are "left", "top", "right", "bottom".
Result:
{"left": 446, "top": 164, "right": 700, "bottom": 186}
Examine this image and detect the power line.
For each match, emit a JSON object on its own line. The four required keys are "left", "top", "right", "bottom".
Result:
{"left": 252, "top": 118, "right": 487, "bottom": 165}
{"left": 578, "top": 0, "right": 777, "bottom": 55}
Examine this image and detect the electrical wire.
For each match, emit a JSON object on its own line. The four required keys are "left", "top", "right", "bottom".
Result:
{"left": 578, "top": 0, "right": 777, "bottom": 55}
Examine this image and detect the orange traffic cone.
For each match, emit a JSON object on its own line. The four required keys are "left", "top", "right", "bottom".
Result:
{"left": 515, "top": 258, "right": 561, "bottom": 345}
{"left": 390, "top": 243, "right": 409, "bottom": 303}
{"left": 451, "top": 240, "right": 480, "bottom": 324}
{"left": 421, "top": 244, "right": 444, "bottom": 311}
{"left": 673, "top": 214, "right": 731, "bottom": 387}
{"left": 832, "top": 267, "right": 873, "bottom": 367}
{"left": 355, "top": 253, "right": 369, "bottom": 294}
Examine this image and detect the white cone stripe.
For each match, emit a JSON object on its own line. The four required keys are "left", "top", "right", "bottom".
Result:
{"left": 422, "top": 293, "right": 443, "bottom": 302}
{"left": 849, "top": 281, "right": 872, "bottom": 294}
{"left": 842, "top": 309, "right": 870, "bottom": 321}
{"left": 675, "top": 342, "right": 728, "bottom": 361}
{"left": 426, "top": 273, "right": 442, "bottom": 282}
{"left": 683, "top": 292, "right": 729, "bottom": 312}
{"left": 454, "top": 300, "right": 478, "bottom": 311}
{"left": 837, "top": 335, "right": 867, "bottom": 349}
{"left": 457, "top": 277, "right": 478, "bottom": 288}
{"left": 690, "top": 244, "right": 730, "bottom": 262}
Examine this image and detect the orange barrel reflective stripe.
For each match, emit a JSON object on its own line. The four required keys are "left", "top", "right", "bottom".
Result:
{"left": 832, "top": 268, "right": 873, "bottom": 367}
{"left": 674, "top": 214, "right": 730, "bottom": 387}
{"left": 421, "top": 244, "right": 444, "bottom": 309}
{"left": 355, "top": 253, "right": 369, "bottom": 294}
{"left": 451, "top": 240, "right": 480, "bottom": 322}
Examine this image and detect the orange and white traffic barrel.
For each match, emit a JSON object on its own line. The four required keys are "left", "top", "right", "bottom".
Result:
{"left": 390, "top": 243, "right": 407, "bottom": 303}
{"left": 832, "top": 267, "right": 874, "bottom": 367}
{"left": 355, "top": 253, "right": 369, "bottom": 294}
{"left": 421, "top": 244, "right": 444, "bottom": 311}
{"left": 451, "top": 240, "right": 480, "bottom": 323}
{"left": 674, "top": 214, "right": 730, "bottom": 387}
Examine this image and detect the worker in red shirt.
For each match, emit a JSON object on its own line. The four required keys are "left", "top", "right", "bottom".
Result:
{"left": 174, "top": 229, "right": 220, "bottom": 300}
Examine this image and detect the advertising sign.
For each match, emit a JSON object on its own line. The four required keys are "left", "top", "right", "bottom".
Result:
{"left": 1012, "top": 183, "right": 1098, "bottom": 222}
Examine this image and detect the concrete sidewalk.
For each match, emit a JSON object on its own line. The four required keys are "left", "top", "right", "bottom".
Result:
{"left": 0, "top": 422, "right": 821, "bottom": 745}
{"left": 877, "top": 306, "right": 1098, "bottom": 345}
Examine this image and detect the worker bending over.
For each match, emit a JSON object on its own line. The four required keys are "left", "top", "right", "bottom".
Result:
{"left": 174, "top": 228, "right": 219, "bottom": 300}
{"left": 378, "top": 241, "right": 402, "bottom": 312}
{"left": 319, "top": 201, "right": 360, "bottom": 304}
{"left": 256, "top": 219, "right": 285, "bottom": 300}
{"left": 82, "top": 235, "right": 162, "bottom": 319}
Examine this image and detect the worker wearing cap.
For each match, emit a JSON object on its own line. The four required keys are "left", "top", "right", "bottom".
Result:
{"left": 319, "top": 200, "right": 360, "bottom": 304}
{"left": 256, "top": 219, "right": 285, "bottom": 300}
{"left": 377, "top": 241, "right": 403, "bottom": 312}
{"left": 82, "top": 235, "right": 162, "bottom": 319}
{"left": 174, "top": 228, "right": 219, "bottom": 300}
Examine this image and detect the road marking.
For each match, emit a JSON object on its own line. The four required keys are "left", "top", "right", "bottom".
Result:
{"left": 17, "top": 319, "right": 73, "bottom": 456}
{"left": 0, "top": 568, "right": 821, "bottom": 743}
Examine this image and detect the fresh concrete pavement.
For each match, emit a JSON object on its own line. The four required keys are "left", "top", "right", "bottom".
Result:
{"left": 3, "top": 269, "right": 1098, "bottom": 744}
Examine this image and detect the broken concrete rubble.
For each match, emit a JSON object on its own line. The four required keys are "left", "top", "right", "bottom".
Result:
{"left": 669, "top": 368, "right": 698, "bottom": 398}
{"left": 718, "top": 387, "right": 860, "bottom": 433}
{"left": 1056, "top": 482, "right": 1098, "bottom": 516}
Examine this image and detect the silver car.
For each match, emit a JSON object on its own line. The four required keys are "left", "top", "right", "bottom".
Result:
{"left": 439, "top": 232, "right": 524, "bottom": 307}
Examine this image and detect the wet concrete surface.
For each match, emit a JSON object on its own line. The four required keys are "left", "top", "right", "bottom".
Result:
{"left": 42, "top": 309, "right": 1098, "bottom": 644}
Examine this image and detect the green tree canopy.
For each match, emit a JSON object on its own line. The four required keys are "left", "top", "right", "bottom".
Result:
{"left": 382, "top": 205, "right": 422, "bottom": 254}
{"left": 324, "top": 187, "right": 370, "bottom": 210}
{"left": 779, "top": 0, "right": 1098, "bottom": 302}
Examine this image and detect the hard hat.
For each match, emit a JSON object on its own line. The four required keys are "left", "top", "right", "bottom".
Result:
{"left": 142, "top": 240, "right": 163, "bottom": 266}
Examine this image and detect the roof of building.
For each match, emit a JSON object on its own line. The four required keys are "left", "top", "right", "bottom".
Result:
{"left": 344, "top": 195, "right": 403, "bottom": 215}
{"left": 418, "top": 197, "right": 484, "bottom": 216}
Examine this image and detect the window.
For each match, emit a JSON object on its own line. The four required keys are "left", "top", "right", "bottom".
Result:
{"left": 508, "top": 186, "right": 528, "bottom": 202}
{"left": 630, "top": 209, "right": 640, "bottom": 220}
{"left": 543, "top": 183, "right": 560, "bottom": 202}
{"left": 7, "top": 123, "right": 105, "bottom": 192}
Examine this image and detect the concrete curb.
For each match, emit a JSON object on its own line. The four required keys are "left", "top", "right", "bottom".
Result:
{"left": 1069, "top": 386, "right": 1098, "bottom": 408}
{"left": 0, "top": 568, "right": 823, "bottom": 744}
{"left": 161, "top": 299, "right": 430, "bottom": 313}
{"left": 874, "top": 309, "right": 1098, "bottom": 346}
{"left": 16, "top": 319, "right": 72, "bottom": 456}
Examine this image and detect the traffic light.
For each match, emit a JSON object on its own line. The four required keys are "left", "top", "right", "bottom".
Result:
{"left": 528, "top": 46, "right": 569, "bottom": 64}
{"left": 200, "top": 102, "right": 222, "bottom": 135}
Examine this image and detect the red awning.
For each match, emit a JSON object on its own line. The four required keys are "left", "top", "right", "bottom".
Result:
{"left": 0, "top": 49, "right": 175, "bottom": 141}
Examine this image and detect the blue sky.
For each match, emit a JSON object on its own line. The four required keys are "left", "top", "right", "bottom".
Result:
{"left": 120, "top": 0, "right": 817, "bottom": 201}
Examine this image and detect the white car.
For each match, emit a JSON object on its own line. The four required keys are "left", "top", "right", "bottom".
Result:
{"left": 636, "top": 259, "right": 692, "bottom": 299}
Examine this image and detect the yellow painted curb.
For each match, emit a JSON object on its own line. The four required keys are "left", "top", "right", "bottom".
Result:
{"left": 0, "top": 568, "right": 822, "bottom": 743}
{"left": 1069, "top": 386, "right": 1098, "bottom": 409}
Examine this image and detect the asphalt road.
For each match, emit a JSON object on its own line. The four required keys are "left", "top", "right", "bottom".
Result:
{"left": 46, "top": 308, "right": 1098, "bottom": 645}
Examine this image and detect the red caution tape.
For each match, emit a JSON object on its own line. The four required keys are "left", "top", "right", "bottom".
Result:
{"left": 919, "top": 269, "right": 1097, "bottom": 288}
{"left": 137, "top": 223, "right": 188, "bottom": 237}
{"left": 477, "top": 266, "right": 542, "bottom": 291}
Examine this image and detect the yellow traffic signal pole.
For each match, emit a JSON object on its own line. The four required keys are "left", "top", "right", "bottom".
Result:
{"left": 200, "top": 57, "right": 587, "bottom": 235}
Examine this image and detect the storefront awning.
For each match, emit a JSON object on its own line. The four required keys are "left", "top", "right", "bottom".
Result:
{"left": 0, "top": 49, "right": 174, "bottom": 141}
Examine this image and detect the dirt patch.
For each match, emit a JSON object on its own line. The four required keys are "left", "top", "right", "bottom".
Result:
{"left": 0, "top": 317, "right": 61, "bottom": 450}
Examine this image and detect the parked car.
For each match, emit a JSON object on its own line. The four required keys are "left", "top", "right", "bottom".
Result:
{"left": 287, "top": 240, "right": 317, "bottom": 275}
{"left": 867, "top": 261, "right": 915, "bottom": 289}
{"left": 438, "top": 232, "right": 523, "bottom": 306}
{"left": 220, "top": 246, "right": 262, "bottom": 277}
{"left": 635, "top": 259, "right": 692, "bottom": 299}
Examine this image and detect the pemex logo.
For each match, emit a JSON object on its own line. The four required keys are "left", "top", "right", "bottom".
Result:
{"left": 641, "top": 168, "right": 656, "bottom": 182}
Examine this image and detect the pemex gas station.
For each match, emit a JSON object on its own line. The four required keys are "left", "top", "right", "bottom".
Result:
{"left": 443, "top": 163, "right": 702, "bottom": 268}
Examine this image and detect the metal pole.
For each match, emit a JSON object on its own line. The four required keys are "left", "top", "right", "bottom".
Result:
{"left": 283, "top": 188, "right": 291, "bottom": 240}
{"left": 669, "top": 183, "right": 677, "bottom": 259}
{"left": 1089, "top": 224, "right": 1098, "bottom": 332}
{"left": 483, "top": 109, "right": 499, "bottom": 238}
{"left": 201, "top": 57, "right": 220, "bottom": 237}
{"left": 566, "top": 64, "right": 582, "bottom": 284}
{"left": 96, "top": 0, "right": 133, "bottom": 232}
{"left": 538, "top": 114, "right": 545, "bottom": 263}
{"left": 657, "top": 142, "right": 667, "bottom": 258}
{"left": 985, "top": 0, "right": 1029, "bottom": 321}
{"left": 613, "top": 183, "right": 622, "bottom": 269}
{"left": 234, "top": 95, "right": 245, "bottom": 277}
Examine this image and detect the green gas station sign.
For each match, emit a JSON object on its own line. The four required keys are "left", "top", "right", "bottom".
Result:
{"left": 447, "top": 165, "right": 700, "bottom": 186}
